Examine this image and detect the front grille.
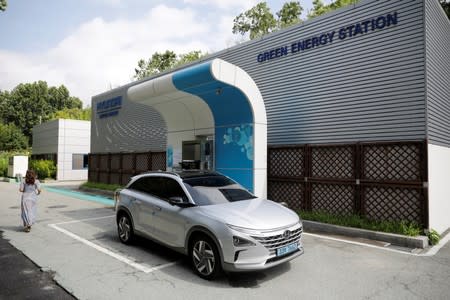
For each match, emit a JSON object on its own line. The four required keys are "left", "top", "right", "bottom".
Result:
{"left": 251, "top": 226, "right": 302, "bottom": 256}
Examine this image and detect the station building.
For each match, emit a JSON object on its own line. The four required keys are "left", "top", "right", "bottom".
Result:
{"left": 89, "top": 0, "right": 450, "bottom": 233}
{"left": 32, "top": 119, "right": 91, "bottom": 181}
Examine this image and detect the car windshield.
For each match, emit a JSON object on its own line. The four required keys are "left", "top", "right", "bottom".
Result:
{"left": 183, "top": 176, "right": 257, "bottom": 206}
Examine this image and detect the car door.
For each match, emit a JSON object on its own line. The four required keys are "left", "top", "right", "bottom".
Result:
{"left": 128, "top": 176, "right": 161, "bottom": 236}
{"left": 149, "top": 177, "right": 190, "bottom": 248}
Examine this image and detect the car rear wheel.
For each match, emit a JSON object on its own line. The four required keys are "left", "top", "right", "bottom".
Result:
{"left": 190, "top": 235, "right": 222, "bottom": 280}
{"left": 117, "top": 213, "right": 134, "bottom": 244}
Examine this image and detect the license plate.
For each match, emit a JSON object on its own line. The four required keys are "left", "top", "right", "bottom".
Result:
{"left": 276, "top": 242, "right": 298, "bottom": 257}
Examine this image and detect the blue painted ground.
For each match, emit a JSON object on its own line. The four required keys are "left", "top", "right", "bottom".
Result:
{"left": 43, "top": 186, "right": 115, "bottom": 206}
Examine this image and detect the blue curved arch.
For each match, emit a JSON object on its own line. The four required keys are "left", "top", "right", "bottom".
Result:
{"left": 173, "top": 61, "right": 255, "bottom": 191}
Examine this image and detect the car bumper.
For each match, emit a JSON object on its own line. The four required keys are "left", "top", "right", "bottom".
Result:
{"left": 222, "top": 246, "right": 304, "bottom": 272}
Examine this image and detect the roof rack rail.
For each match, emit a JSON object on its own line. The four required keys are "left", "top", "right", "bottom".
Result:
{"left": 132, "top": 170, "right": 181, "bottom": 178}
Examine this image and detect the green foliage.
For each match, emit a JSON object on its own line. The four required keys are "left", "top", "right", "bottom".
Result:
{"left": 232, "top": 2, "right": 277, "bottom": 40}
{"left": 82, "top": 181, "right": 123, "bottom": 191}
{"left": 232, "top": 1, "right": 304, "bottom": 40}
{"left": 176, "top": 51, "right": 205, "bottom": 68}
{"left": 426, "top": 229, "right": 441, "bottom": 245}
{"left": 231, "top": 0, "right": 357, "bottom": 39}
{"left": 49, "top": 107, "right": 91, "bottom": 121}
{"left": 0, "top": 0, "right": 7, "bottom": 11}
{"left": 299, "top": 210, "right": 422, "bottom": 236}
{"left": 134, "top": 50, "right": 207, "bottom": 80}
{"left": 277, "top": 1, "right": 303, "bottom": 29}
{"left": 0, "top": 81, "right": 84, "bottom": 145}
{"left": 0, "top": 122, "right": 28, "bottom": 151}
{"left": 29, "top": 159, "right": 56, "bottom": 180}
{"left": 0, "top": 151, "right": 30, "bottom": 177}
{"left": 308, "top": 0, "right": 359, "bottom": 19}
{"left": 0, "top": 154, "right": 7, "bottom": 177}
{"left": 134, "top": 50, "right": 177, "bottom": 79}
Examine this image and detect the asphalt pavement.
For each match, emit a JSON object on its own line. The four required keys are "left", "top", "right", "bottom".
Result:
{"left": 0, "top": 230, "right": 75, "bottom": 300}
{"left": 1, "top": 180, "right": 450, "bottom": 300}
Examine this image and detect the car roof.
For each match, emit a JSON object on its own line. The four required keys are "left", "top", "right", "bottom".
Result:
{"left": 131, "top": 170, "right": 223, "bottom": 181}
{"left": 176, "top": 170, "right": 223, "bottom": 179}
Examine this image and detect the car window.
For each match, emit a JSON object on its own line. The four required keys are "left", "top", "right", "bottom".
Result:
{"left": 128, "top": 176, "right": 163, "bottom": 198}
{"left": 183, "top": 176, "right": 235, "bottom": 187}
{"left": 183, "top": 175, "right": 256, "bottom": 206}
{"left": 160, "top": 178, "right": 189, "bottom": 202}
{"left": 219, "top": 188, "right": 255, "bottom": 202}
{"left": 129, "top": 176, "right": 188, "bottom": 202}
{"left": 142, "top": 176, "right": 162, "bottom": 197}
{"left": 128, "top": 177, "right": 147, "bottom": 193}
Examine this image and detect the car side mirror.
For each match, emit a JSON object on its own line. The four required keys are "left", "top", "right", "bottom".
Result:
{"left": 169, "top": 196, "right": 184, "bottom": 204}
{"left": 169, "top": 197, "right": 196, "bottom": 208}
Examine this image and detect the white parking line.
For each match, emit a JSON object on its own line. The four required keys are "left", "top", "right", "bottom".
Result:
{"left": 303, "top": 232, "right": 450, "bottom": 257}
{"left": 52, "top": 215, "right": 115, "bottom": 225}
{"left": 48, "top": 216, "right": 179, "bottom": 273}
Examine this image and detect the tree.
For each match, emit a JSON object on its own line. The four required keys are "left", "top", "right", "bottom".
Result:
{"left": 48, "top": 85, "right": 82, "bottom": 111}
{"left": 232, "top": 2, "right": 277, "bottom": 40}
{"left": 0, "top": 90, "right": 9, "bottom": 123}
{"left": 0, "top": 123, "right": 28, "bottom": 151}
{"left": 49, "top": 107, "right": 91, "bottom": 121}
{"left": 134, "top": 50, "right": 177, "bottom": 80}
{"left": 0, "top": 0, "right": 7, "bottom": 12}
{"left": 176, "top": 50, "right": 205, "bottom": 68}
{"left": 134, "top": 50, "right": 207, "bottom": 80}
{"left": 308, "top": 0, "right": 358, "bottom": 19}
{"left": 232, "top": 1, "right": 303, "bottom": 40}
{"left": 440, "top": 0, "right": 450, "bottom": 19}
{"left": 0, "top": 81, "right": 84, "bottom": 144}
{"left": 277, "top": 1, "right": 303, "bottom": 29}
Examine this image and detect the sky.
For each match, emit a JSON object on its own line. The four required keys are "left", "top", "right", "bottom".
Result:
{"left": 0, "top": 0, "right": 331, "bottom": 107}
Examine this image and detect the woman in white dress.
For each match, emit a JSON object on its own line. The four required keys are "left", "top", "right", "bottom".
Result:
{"left": 19, "top": 170, "right": 42, "bottom": 232}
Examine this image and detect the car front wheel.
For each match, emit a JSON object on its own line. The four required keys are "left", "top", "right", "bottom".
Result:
{"left": 190, "top": 235, "right": 222, "bottom": 280}
{"left": 117, "top": 213, "right": 134, "bottom": 244}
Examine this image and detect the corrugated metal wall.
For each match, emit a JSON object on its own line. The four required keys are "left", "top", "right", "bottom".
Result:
{"left": 91, "top": 90, "right": 167, "bottom": 153}
{"left": 213, "top": 0, "right": 427, "bottom": 144}
{"left": 425, "top": 0, "right": 450, "bottom": 147}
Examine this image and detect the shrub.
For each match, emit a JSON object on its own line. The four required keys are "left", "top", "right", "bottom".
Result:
{"left": 0, "top": 155, "right": 7, "bottom": 177}
{"left": 426, "top": 229, "right": 441, "bottom": 245}
{"left": 298, "top": 210, "right": 422, "bottom": 236}
{"left": 29, "top": 159, "right": 56, "bottom": 180}
{"left": 0, "top": 151, "right": 30, "bottom": 177}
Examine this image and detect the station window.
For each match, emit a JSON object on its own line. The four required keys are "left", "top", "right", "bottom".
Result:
{"left": 73, "top": 154, "right": 89, "bottom": 170}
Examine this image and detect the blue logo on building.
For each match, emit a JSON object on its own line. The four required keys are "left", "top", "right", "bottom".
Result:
{"left": 96, "top": 96, "right": 122, "bottom": 119}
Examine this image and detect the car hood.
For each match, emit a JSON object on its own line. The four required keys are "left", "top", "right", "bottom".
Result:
{"left": 196, "top": 198, "right": 299, "bottom": 230}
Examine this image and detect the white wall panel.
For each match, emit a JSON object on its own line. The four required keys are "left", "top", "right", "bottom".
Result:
{"left": 428, "top": 143, "right": 450, "bottom": 233}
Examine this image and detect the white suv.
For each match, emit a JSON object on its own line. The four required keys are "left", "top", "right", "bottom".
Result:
{"left": 115, "top": 171, "right": 303, "bottom": 280}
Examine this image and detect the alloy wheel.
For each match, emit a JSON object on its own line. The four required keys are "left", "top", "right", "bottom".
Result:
{"left": 192, "top": 240, "right": 216, "bottom": 276}
{"left": 118, "top": 215, "right": 131, "bottom": 243}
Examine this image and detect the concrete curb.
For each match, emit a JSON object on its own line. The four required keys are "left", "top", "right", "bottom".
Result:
{"left": 303, "top": 220, "right": 429, "bottom": 249}
{"left": 1, "top": 177, "right": 17, "bottom": 183}
{"left": 78, "top": 186, "right": 115, "bottom": 198}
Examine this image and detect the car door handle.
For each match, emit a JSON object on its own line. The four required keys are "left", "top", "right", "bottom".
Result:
{"left": 152, "top": 205, "right": 161, "bottom": 211}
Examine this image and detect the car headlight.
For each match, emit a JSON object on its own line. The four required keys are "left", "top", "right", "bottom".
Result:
{"left": 233, "top": 236, "right": 255, "bottom": 247}
{"left": 226, "top": 224, "right": 261, "bottom": 235}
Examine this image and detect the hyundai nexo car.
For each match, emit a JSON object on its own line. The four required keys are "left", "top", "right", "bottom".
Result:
{"left": 114, "top": 171, "right": 303, "bottom": 280}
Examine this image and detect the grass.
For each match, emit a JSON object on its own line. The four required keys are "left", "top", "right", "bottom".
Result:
{"left": 81, "top": 181, "right": 124, "bottom": 191}
{"left": 299, "top": 210, "right": 422, "bottom": 236}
